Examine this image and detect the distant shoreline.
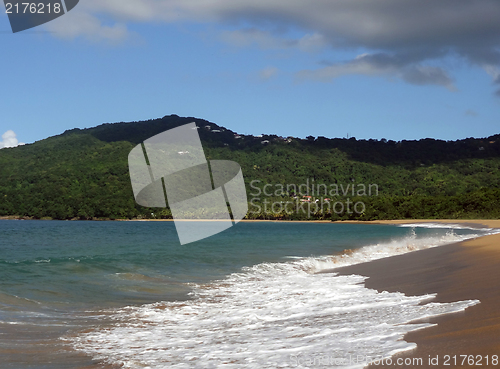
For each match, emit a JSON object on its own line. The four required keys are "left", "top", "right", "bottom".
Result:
{"left": 333, "top": 218, "right": 500, "bottom": 229}
{"left": 2, "top": 215, "right": 499, "bottom": 229}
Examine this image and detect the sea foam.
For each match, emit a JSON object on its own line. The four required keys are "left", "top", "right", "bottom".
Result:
{"left": 68, "top": 227, "right": 492, "bottom": 368}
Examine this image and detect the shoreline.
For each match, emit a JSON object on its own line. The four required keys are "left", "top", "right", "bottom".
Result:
{"left": 333, "top": 218, "right": 500, "bottom": 229}
{"left": 0, "top": 216, "right": 336, "bottom": 223}
{"left": 2, "top": 215, "right": 498, "bottom": 227}
{"left": 330, "top": 221, "right": 500, "bottom": 368}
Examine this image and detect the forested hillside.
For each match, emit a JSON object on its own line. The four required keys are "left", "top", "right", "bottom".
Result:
{"left": 1, "top": 114, "right": 499, "bottom": 220}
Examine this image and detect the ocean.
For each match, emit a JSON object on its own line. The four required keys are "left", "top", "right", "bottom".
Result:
{"left": 0, "top": 220, "right": 496, "bottom": 368}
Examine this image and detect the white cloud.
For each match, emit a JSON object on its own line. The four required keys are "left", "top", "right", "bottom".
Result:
{"left": 60, "top": 0, "right": 500, "bottom": 58}
{"left": 0, "top": 130, "right": 25, "bottom": 149}
{"left": 220, "top": 29, "right": 327, "bottom": 53}
{"left": 296, "top": 33, "right": 326, "bottom": 53}
{"left": 259, "top": 66, "right": 279, "bottom": 81}
{"left": 482, "top": 65, "right": 500, "bottom": 80}
{"left": 482, "top": 65, "right": 500, "bottom": 96}
{"left": 296, "top": 53, "right": 456, "bottom": 90}
{"left": 220, "top": 29, "right": 285, "bottom": 49}
{"left": 297, "top": 56, "right": 395, "bottom": 80}
{"left": 45, "top": 10, "right": 129, "bottom": 43}
{"left": 45, "top": 0, "right": 500, "bottom": 92}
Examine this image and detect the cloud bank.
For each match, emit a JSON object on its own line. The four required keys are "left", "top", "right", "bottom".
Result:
{"left": 0, "top": 130, "right": 25, "bottom": 149}
{"left": 49, "top": 0, "right": 500, "bottom": 92}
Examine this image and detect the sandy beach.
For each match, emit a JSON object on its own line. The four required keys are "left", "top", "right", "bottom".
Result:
{"left": 2, "top": 217, "right": 498, "bottom": 368}
{"left": 331, "top": 219, "right": 500, "bottom": 368}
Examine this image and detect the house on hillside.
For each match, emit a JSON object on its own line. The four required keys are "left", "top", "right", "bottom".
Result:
{"left": 300, "top": 195, "right": 312, "bottom": 203}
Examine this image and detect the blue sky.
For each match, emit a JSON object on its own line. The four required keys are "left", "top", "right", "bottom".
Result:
{"left": 1, "top": 0, "right": 500, "bottom": 147}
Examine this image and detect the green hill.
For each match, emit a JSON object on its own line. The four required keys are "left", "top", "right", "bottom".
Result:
{"left": 1, "top": 114, "right": 499, "bottom": 220}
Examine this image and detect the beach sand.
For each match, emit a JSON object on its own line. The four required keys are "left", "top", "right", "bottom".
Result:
{"left": 330, "top": 220, "right": 500, "bottom": 369}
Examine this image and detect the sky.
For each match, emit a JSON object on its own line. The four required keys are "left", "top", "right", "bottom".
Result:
{"left": 1, "top": 0, "right": 500, "bottom": 147}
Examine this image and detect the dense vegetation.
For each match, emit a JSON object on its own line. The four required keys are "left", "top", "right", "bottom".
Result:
{"left": 1, "top": 114, "right": 499, "bottom": 220}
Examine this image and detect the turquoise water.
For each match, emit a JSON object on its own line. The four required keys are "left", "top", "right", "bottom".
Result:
{"left": 0, "top": 220, "right": 494, "bottom": 368}
{"left": 0, "top": 220, "right": 411, "bottom": 308}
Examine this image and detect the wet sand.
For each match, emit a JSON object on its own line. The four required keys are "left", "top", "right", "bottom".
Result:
{"left": 330, "top": 220, "right": 500, "bottom": 368}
